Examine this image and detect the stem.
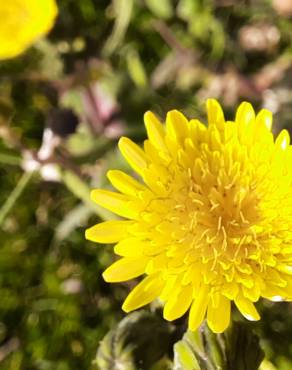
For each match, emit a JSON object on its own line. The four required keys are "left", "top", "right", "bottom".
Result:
{"left": 0, "top": 153, "right": 21, "bottom": 166}
{"left": 0, "top": 171, "right": 33, "bottom": 226}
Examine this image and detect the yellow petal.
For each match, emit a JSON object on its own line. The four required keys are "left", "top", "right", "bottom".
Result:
{"left": 234, "top": 294, "right": 260, "bottom": 321}
{"left": 222, "top": 282, "right": 239, "bottom": 300}
{"left": 280, "top": 276, "right": 292, "bottom": 299}
{"left": 122, "top": 273, "right": 164, "bottom": 312}
{"left": 166, "top": 110, "right": 189, "bottom": 142}
{"left": 114, "top": 238, "right": 145, "bottom": 257}
{"left": 275, "top": 129, "right": 290, "bottom": 150}
{"left": 206, "top": 99, "right": 225, "bottom": 130}
{"left": 236, "top": 102, "right": 256, "bottom": 144}
{"left": 160, "top": 275, "right": 177, "bottom": 301}
{"left": 118, "top": 137, "right": 148, "bottom": 176}
{"left": 163, "top": 284, "right": 193, "bottom": 321}
{"left": 207, "top": 295, "right": 230, "bottom": 333}
{"left": 242, "top": 285, "right": 260, "bottom": 302}
{"left": 85, "top": 220, "right": 132, "bottom": 243}
{"left": 276, "top": 263, "right": 292, "bottom": 275}
{"left": 145, "top": 253, "right": 168, "bottom": 274}
{"left": 91, "top": 189, "right": 137, "bottom": 219}
{"left": 188, "top": 285, "right": 209, "bottom": 331}
{"left": 144, "top": 111, "right": 167, "bottom": 151}
{"left": 235, "top": 101, "right": 255, "bottom": 126}
{"left": 261, "top": 285, "right": 287, "bottom": 301}
{"left": 0, "top": 0, "right": 58, "bottom": 60}
{"left": 256, "top": 109, "right": 273, "bottom": 131}
{"left": 143, "top": 139, "right": 168, "bottom": 165}
{"left": 107, "top": 170, "right": 145, "bottom": 195}
{"left": 103, "top": 257, "right": 148, "bottom": 282}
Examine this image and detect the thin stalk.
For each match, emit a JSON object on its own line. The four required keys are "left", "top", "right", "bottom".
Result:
{"left": 0, "top": 171, "right": 33, "bottom": 227}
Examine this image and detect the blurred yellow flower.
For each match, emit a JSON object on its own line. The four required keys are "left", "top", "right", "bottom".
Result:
{"left": 86, "top": 100, "right": 292, "bottom": 333}
{"left": 0, "top": 0, "right": 58, "bottom": 60}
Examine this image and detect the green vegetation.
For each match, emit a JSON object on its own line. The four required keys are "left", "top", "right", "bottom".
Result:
{"left": 1, "top": 0, "right": 292, "bottom": 369}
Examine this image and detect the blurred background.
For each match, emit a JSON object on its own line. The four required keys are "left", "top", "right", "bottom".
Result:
{"left": 1, "top": 0, "right": 292, "bottom": 369}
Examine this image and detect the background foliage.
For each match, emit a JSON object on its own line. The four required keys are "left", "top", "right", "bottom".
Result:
{"left": 1, "top": 0, "right": 292, "bottom": 369}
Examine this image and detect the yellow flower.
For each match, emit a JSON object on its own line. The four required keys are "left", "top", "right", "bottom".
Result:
{"left": 0, "top": 0, "right": 58, "bottom": 60}
{"left": 86, "top": 100, "right": 292, "bottom": 333}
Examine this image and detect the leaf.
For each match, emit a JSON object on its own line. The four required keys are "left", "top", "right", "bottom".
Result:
{"left": 95, "top": 310, "right": 175, "bottom": 370}
{"left": 0, "top": 171, "right": 33, "bottom": 226}
{"left": 224, "top": 322, "right": 265, "bottom": 370}
{"left": 145, "top": 0, "right": 173, "bottom": 19}
{"left": 126, "top": 49, "right": 147, "bottom": 88}
{"left": 0, "top": 153, "right": 21, "bottom": 166}
{"left": 35, "top": 39, "right": 64, "bottom": 80}
{"left": 173, "top": 322, "right": 264, "bottom": 370}
{"left": 259, "top": 359, "right": 277, "bottom": 370}
{"left": 103, "top": 0, "right": 134, "bottom": 56}
{"left": 173, "top": 340, "right": 201, "bottom": 370}
{"left": 54, "top": 203, "right": 92, "bottom": 242}
{"left": 61, "top": 170, "right": 114, "bottom": 221}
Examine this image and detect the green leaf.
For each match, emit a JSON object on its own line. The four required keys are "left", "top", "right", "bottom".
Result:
{"left": 54, "top": 203, "right": 92, "bottom": 242}
{"left": 259, "top": 359, "right": 277, "bottom": 370}
{"left": 95, "top": 310, "right": 175, "bottom": 370}
{"left": 145, "top": 0, "right": 173, "bottom": 19}
{"left": 126, "top": 49, "right": 148, "bottom": 88}
{"left": 61, "top": 170, "right": 114, "bottom": 221}
{"left": 0, "top": 152, "right": 21, "bottom": 166}
{"left": 103, "top": 0, "right": 134, "bottom": 56}
{"left": 0, "top": 171, "right": 33, "bottom": 226}
{"left": 35, "top": 39, "right": 64, "bottom": 79}
{"left": 224, "top": 322, "right": 265, "bottom": 370}
{"left": 173, "top": 322, "right": 264, "bottom": 370}
{"left": 173, "top": 340, "right": 201, "bottom": 370}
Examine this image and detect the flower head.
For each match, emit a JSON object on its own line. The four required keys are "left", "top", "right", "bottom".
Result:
{"left": 86, "top": 100, "right": 292, "bottom": 333}
{"left": 0, "top": 0, "right": 58, "bottom": 60}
